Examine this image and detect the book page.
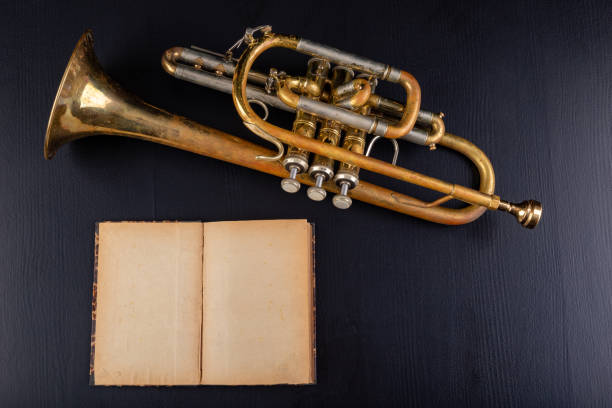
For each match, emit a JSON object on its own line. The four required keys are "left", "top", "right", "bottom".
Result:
{"left": 201, "top": 219, "right": 314, "bottom": 385}
{"left": 93, "top": 222, "right": 203, "bottom": 385}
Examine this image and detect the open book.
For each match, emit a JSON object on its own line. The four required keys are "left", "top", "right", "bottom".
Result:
{"left": 90, "top": 220, "right": 315, "bottom": 386}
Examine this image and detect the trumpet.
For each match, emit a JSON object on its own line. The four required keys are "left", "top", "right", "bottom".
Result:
{"left": 45, "top": 28, "right": 542, "bottom": 228}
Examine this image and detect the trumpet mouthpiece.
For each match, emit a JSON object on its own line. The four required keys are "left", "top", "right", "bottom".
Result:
{"left": 499, "top": 200, "right": 542, "bottom": 229}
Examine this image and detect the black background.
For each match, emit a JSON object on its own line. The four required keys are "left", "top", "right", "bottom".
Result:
{"left": 1, "top": 0, "right": 611, "bottom": 406}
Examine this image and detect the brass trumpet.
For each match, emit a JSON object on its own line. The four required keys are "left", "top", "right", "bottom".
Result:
{"left": 45, "top": 28, "right": 542, "bottom": 228}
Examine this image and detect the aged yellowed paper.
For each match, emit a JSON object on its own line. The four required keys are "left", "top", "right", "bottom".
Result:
{"left": 93, "top": 222, "right": 203, "bottom": 385}
{"left": 201, "top": 220, "right": 314, "bottom": 385}
{"left": 92, "top": 219, "right": 314, "bottom": 386}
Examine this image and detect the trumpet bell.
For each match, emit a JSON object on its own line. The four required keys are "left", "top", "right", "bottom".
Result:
{"left": 45, "top": 30, "right": 142, "bottom": 159}
{"left": 45, "top": 30, "right": 96, "bottom": 159}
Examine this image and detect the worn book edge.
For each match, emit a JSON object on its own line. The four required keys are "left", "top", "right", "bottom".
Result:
{"left": 310, "top": 222, "right": 317, "bottom": 385}
{"left": 89, "top": 222, "right": 99, "bottom": 386}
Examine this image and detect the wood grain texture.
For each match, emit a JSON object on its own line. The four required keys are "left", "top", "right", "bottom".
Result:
{"left": 0, "top": 0, "right": 611, "bottom": 406}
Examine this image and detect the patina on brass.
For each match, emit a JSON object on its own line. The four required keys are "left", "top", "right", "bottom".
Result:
{"left": 230, "top": 30, "right": 541, "bottom": 227}
{"left": 45, "top": 30, "right": 542, "bottom": 228}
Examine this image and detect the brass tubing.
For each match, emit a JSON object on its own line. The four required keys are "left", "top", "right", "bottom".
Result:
{"left": 340, "top": 80, "right": 372, "bottom": 110}
{"left": 383, "top": 71, "right": 421, "bottom": 139}
{"left": 162, "top": 46, "right": 268, "bottom": 85}
{"left": 46, "top": 31, "right": 541, "bottom": 228}
{"left": 164, "top": 42, "right": 434, "bottom": 146}
{"left": 45, "top": 48, "right": 489, "bottom": 226}
{"left": 368, "top": 94, "right": 404, "bottom": 117}
{"left": 276, "top": 77, "right": 303, "bottom": 108}
{"left": 332, "top": 78, "right": 372, "bottom": 109}
{"left": 232, "top": 35, "right": 502, "bottom": 210}
{"left": 49, "top": 106, "right": 491, "bottom": 225}
{"left": 425, "top": 114, "right": 445, "bottom": 146}
{"left": 368, "top": 96, "right": 444, "bottom": 146}
{"left": 293, "top": 37, "right": 421, "bottom": 137}
{"left": 350, "top": 132, "right": 494, "bottom": 224}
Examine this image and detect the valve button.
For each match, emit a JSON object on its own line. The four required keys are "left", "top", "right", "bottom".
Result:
{"left": 332, "top": 194, "right": 352, "bottom": 209}
{"left": 281, "top": 178, "right": 301, "bottom": 193}
{"left": 281, "top": 165, "right": 301, "bottom": 193}
{"left": 307, "top": 186, "right": 327, "bottom": 201}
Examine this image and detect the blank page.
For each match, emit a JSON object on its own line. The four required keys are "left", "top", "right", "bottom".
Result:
{"left": 92, "top": 222, "right": 203, "bottom": 385}
{"left": 201, "top": 219, "right": 314, "bottom": 385}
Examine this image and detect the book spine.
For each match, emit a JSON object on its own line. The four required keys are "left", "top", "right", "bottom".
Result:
{"left": 89, "top": 223, "right": 100, "bottom": 385}
{"left": 310, "top": 222, "right": 317, "bottom": 385}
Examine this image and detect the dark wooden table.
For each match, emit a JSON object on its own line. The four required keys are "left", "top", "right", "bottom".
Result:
{"left": 1, "top": 0, "right": 611, "bottom": 406}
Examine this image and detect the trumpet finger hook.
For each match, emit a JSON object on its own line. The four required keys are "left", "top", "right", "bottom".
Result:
{"left": 365, "top": 135, "right": 399, "bottom": 165}
{"left": 243, "top": 122, "right": 284, "bottom": 161}
{"left": 248, "top": 99, "right": 269, "bottom": 121}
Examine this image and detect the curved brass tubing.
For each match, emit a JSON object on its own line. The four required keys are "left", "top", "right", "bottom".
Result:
{"left": 425, "top": 114, "right": 445, "bottom": 147}
{"left": 45, "top": 30, "right": 541, "bottom": 229}
{"left": 334, "top": 78, "right": 372, "bottom": 109}
{"left": 276, "top": 77, "right": 322, "bottom": 109}
{"left": 347, "top": 132, "right": 493, "bottom": 225}
{"left": 383, "top": 70, "right": 421, "bottom": 139}
{"left": 280, "top": 76, "right": 373, "bottom": 112}
{"left": 161, "top": 47, "right": 182, "bottom": 75}
{"left": 232, "top": 35, "right": 502, "bottom": 212}
{"left": 366, "top": 95, "right": 445, "bottom": 147}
